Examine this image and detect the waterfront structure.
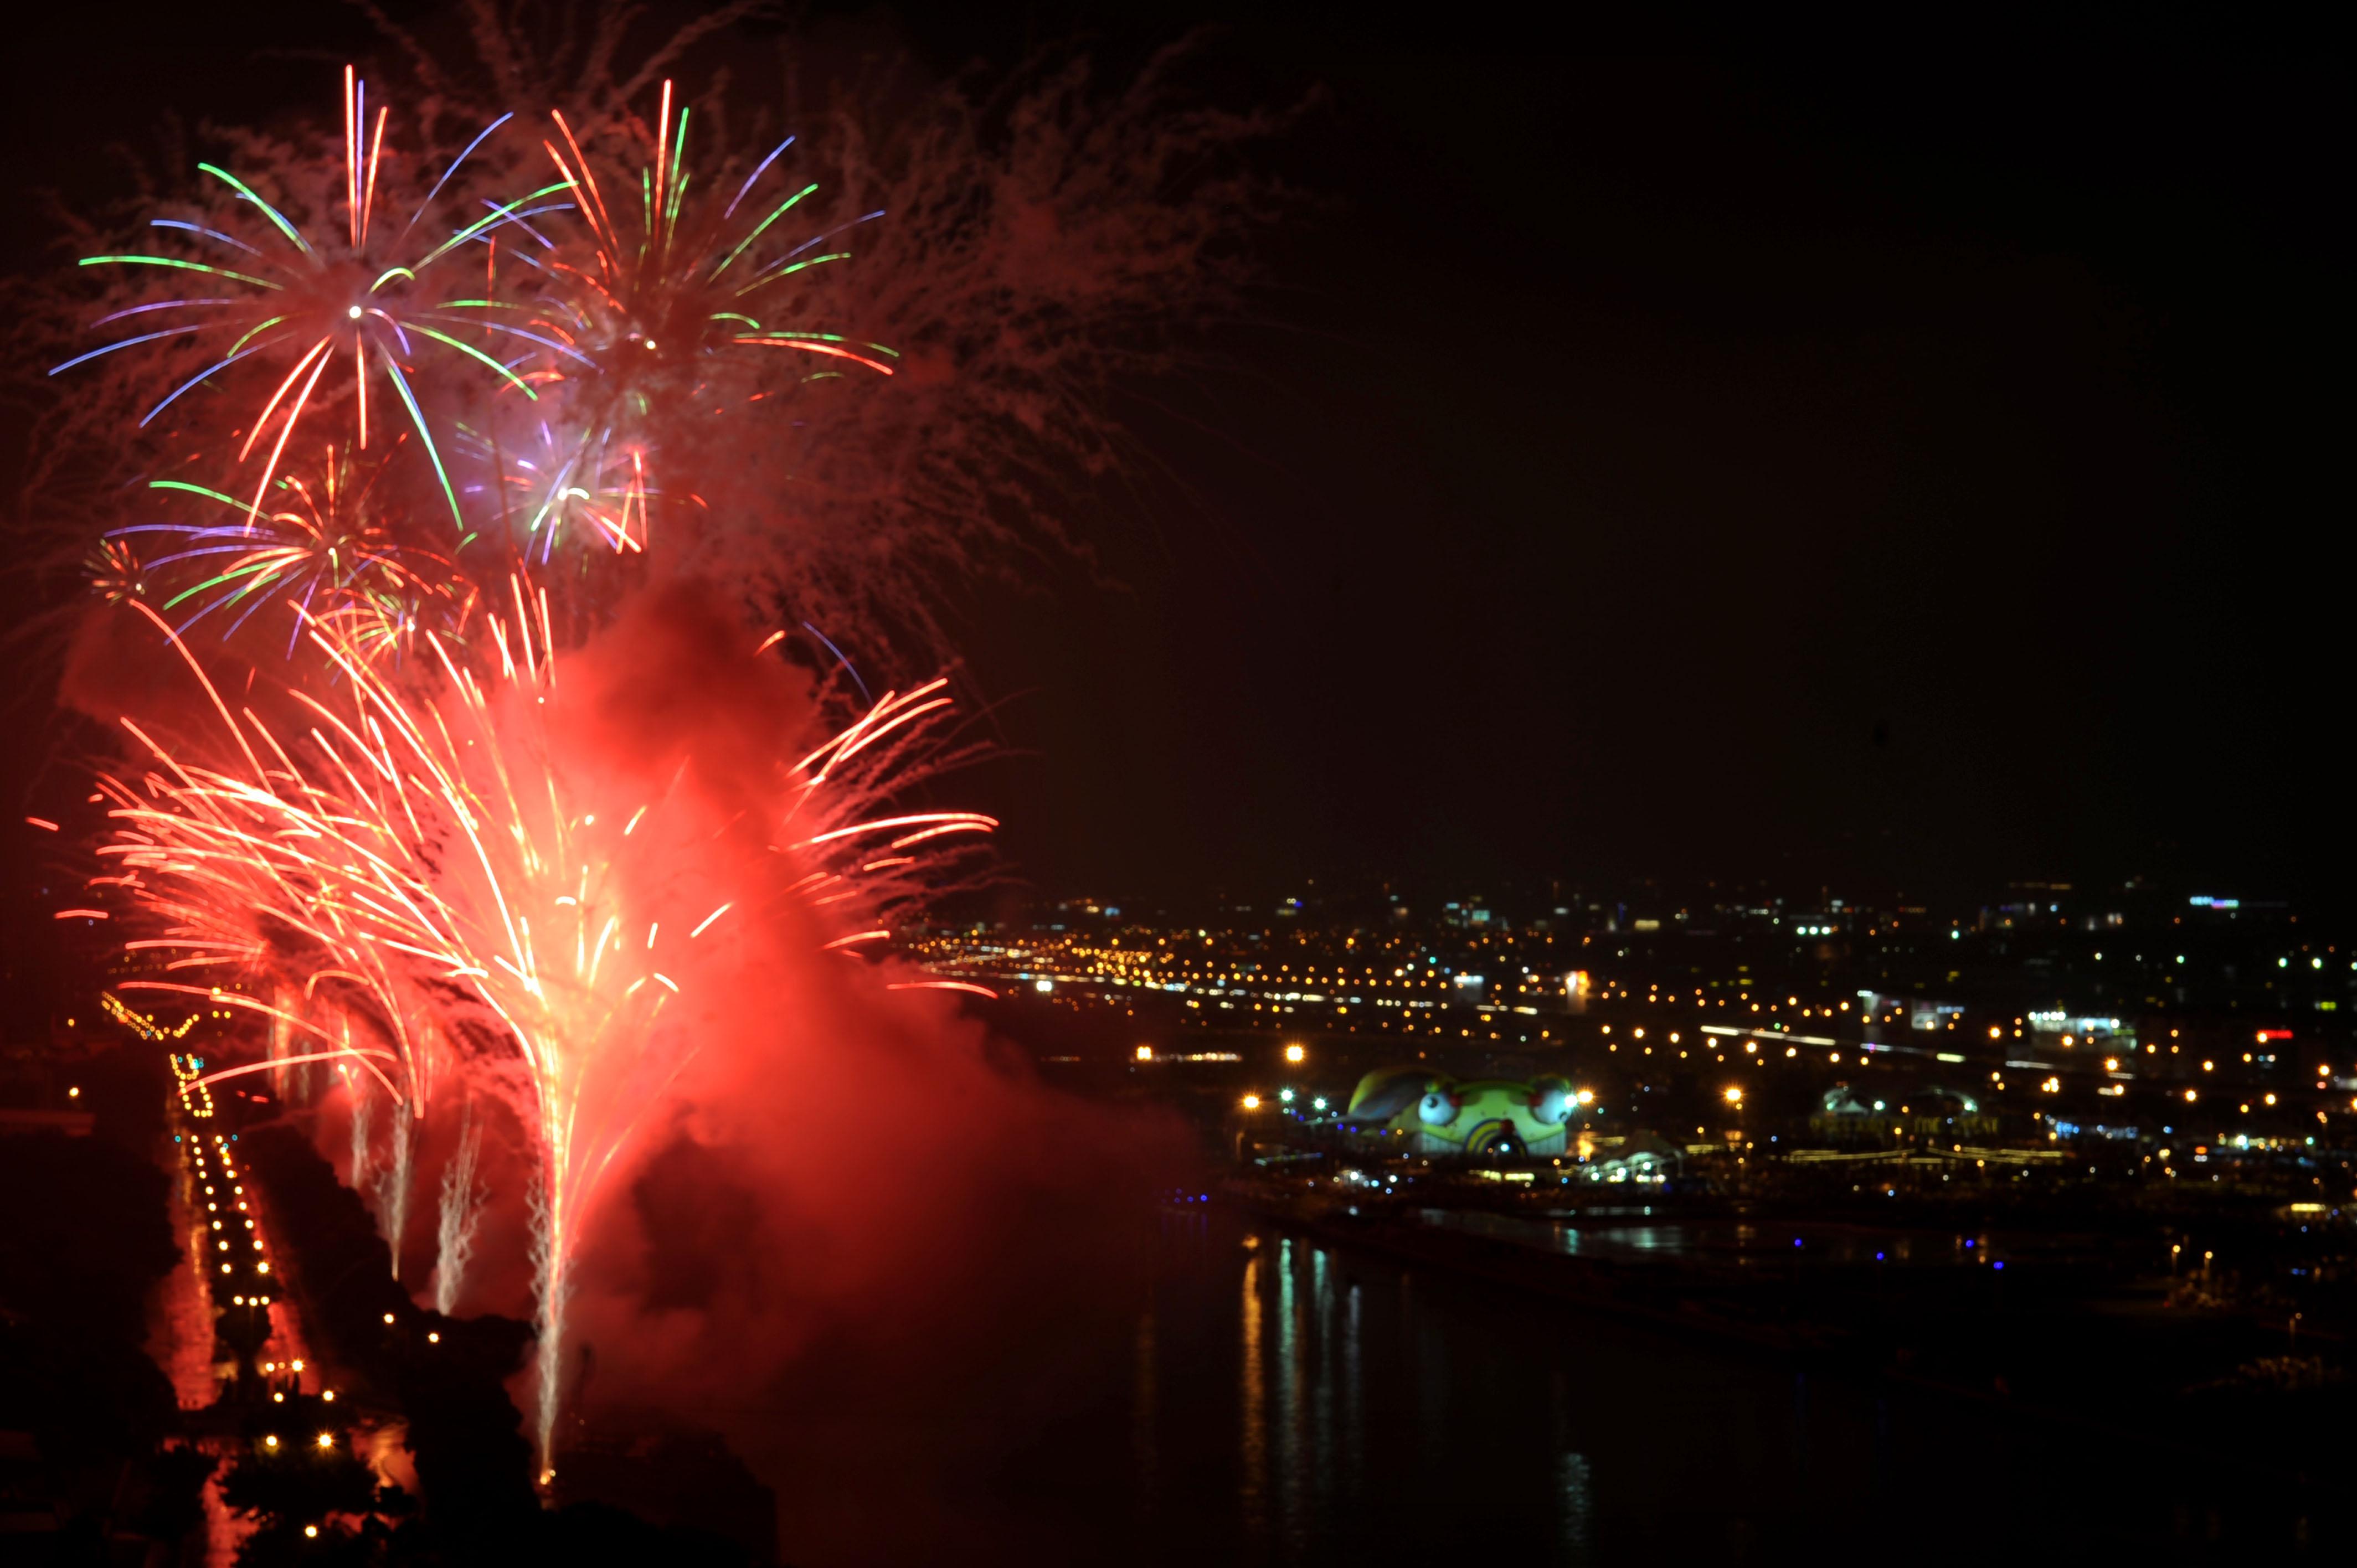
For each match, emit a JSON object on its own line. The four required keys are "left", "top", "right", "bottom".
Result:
{"left": 1344, "top": 1067, "right": 1578, "bottom": 1156}
{"left": 1578, "top": 1130, "right": 1683, "bottom": 1183}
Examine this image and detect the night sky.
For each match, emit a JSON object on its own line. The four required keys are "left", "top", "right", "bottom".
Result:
{"left": 3, "top": 8, "right": 2348, "bottom": 928}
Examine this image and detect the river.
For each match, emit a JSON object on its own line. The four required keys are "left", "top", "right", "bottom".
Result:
{"left": 742, "top": 1203, "right": 2319, "bottom": 1564}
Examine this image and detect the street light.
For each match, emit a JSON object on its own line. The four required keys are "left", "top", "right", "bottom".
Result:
{"left": 1723, "top": 1087, "right": 1744, "bottom": 1106}
{"left": 1241, "top": 1094, "right": 1261, "bottom": 1111}
{"left": 1284, "top": 1043, "right": 1306, "bottom": 1064}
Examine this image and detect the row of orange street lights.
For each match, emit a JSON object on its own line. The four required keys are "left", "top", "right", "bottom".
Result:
{"left": 1129, "top": 1039, "right": 1314, "bottom": 1111}
{"left": 1138, "top": 1040, "right": 1309, "bottom": 1062}
{"left": 1224, "top": 1041, "right": 2323, "bottom": 1132}
{"left": 1151, "top": 998, "right": 2344, "bottom": 1161}
{"left": 182, "top": 1109, "right": 351, "bottom": 1478}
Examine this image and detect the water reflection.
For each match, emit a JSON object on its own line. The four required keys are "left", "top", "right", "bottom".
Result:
{"left": 750, "top": 1203, "right": 2319, "bottom": 1565}
{"left": 1421, "top": 1206, "right": 1692, "bottom": 1258}
{"left": 1414, "top": 1207, "right": 1947, "bottom": 1266}
{"left": 1166, "top": 1212, "right": 1698, "bottom": 1560}
{"left": 1238, "top": 1247, "right": 1264, "bottom": 1544}
{"left": 1133, "top": 1304, "right": 1156, "bottom": 1516}
{"left": 1099, "top": 1209, "right": 2291, "bottom": 1565}
{"left": 1557, "top": 1450, "right": 1593, "bottom": 1563}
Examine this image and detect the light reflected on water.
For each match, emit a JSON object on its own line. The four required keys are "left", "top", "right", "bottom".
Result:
{"left": 1237, "top": 1247, "right": 1264, "bottom": 1540}
{"left": 1414, "top": 1208, "right": 1936, "bottom": 1265}
{"left": 753, "top": 1205, "right": 2318, "bottom": 1565}
{"left": 1133, "top": 1302, "right": 1156, "bottom": 1514}
{"left": 1130, "top": 1211, "right": 1708, "bottom": 1560}
{"left": 1101, "top": 1210, "right": 2292, "bottom": 1564}
{"left": 1558, "top": 1450, "right": 1594, "bottom": 1561}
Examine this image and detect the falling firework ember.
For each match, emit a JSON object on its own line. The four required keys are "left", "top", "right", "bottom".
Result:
{"left": 348, "top": 1073, "right": 375, "bottom": 1195}
{"left": 434, "top": 1098, "right": 487, "bottom": 1316}
{"left": 377, "top": 1097, "right": 419, "bottom": 1281}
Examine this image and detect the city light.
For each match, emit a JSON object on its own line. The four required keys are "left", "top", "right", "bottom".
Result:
{"left": 1284, "top": 1043, "right": 1306, "bottom": 1063}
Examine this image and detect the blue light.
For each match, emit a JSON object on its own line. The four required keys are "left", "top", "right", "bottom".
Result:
{"left": 1875, "top": 1251, "right": 1885, "bottom": 1261}
{"left": 1993, "top": 1261, "right": 2005, "bottom": 1271}
{"left": 1792, "top": 1238, "right": 1803, "bottom": 1249}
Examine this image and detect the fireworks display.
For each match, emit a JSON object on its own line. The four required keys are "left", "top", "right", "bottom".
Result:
{"left": 49, "top": 66, "right": 1003, "bottom": 1478}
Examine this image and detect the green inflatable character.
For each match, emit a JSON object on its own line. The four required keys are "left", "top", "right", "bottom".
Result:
{"left": 1344, "top": 1067, "right": 1577, "bottom": 1157}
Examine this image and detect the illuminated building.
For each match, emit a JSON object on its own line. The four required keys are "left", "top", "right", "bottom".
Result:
{"left": 1344, "top": 1067, "right": 1580, "bottom": 1157}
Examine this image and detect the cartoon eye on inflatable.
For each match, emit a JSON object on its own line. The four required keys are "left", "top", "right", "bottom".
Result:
{"left": 1417, "top": 1091, "right": 1457, "bottom": 1126}
{"left": 1534, "top": 1083, "right": 1574, "bottom": 1124}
